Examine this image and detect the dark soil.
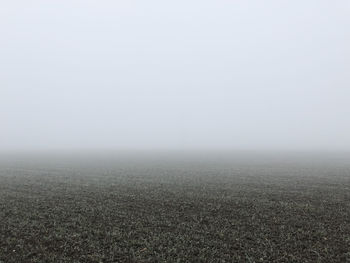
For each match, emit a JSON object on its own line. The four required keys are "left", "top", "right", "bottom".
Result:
{"left": 0, "top": 153, "right": 349, "bottom": 262}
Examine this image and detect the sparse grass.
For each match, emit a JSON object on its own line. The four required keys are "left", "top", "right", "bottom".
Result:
{"left": 0, "top": 154, "right": 349, "bottom": 262}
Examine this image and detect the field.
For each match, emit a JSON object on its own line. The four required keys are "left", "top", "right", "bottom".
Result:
{"left": 0, "top": 152, "right": 349, "bottom": 262}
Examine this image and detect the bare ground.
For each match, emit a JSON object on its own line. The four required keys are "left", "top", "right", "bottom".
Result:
{"left": 0, "top": 153, "right": 349, "bottom": 262}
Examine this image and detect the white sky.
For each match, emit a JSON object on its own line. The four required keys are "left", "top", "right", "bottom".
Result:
{"left": 1, "top": 0, "right": 349, "bottom": 151}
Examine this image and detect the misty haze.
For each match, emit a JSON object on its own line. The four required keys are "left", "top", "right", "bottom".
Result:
{"left": 0, "top": 1, "right": 349, "bottom": 262}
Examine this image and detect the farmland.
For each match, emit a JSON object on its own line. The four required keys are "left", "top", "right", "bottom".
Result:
{"left": 0, "top": 152, "right": 349, "bottom": 262}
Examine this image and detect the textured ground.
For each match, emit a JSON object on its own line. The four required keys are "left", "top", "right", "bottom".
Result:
{"left": 0, "top": 152, "right": 349, "bottom": 262}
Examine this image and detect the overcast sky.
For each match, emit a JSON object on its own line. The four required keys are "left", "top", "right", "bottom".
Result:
{"left": 1, "top": 1, "right": 349, "bottom": 151}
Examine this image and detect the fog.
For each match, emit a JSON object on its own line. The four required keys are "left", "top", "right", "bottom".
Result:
{"left": 1, "top": 0, "right": 349, "bottom": 152}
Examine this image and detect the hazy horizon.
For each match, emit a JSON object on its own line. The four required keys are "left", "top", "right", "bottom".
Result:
{"left": 1, "top": 1, "right": 349, "bottom": 152}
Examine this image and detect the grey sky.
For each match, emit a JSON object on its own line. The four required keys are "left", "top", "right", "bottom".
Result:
{"left": 1, "top": 1, "right": 349, "bottom": 151}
